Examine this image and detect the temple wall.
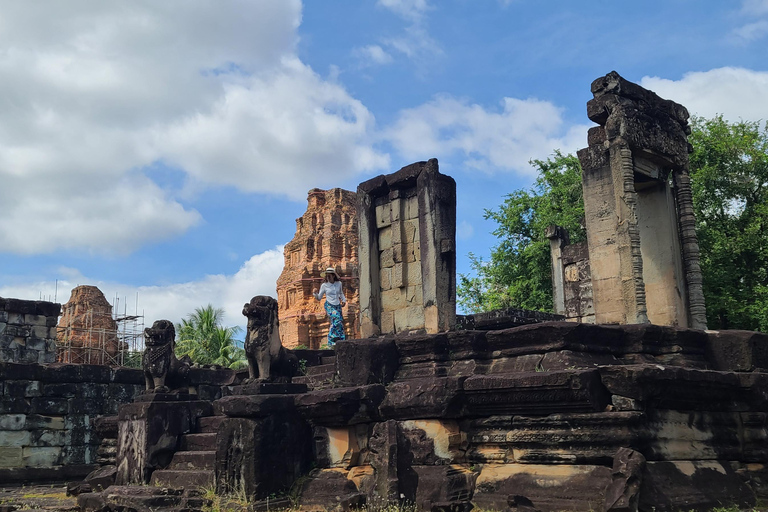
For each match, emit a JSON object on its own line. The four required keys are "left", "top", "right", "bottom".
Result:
{"left": 0, "top": 362, "right": 143, "bottom": 483}
{"left": 0, "top": 297, "right": 60, "bottom": 365}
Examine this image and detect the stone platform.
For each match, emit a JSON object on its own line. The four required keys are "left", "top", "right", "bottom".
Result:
{"left": 82, "top": 322, "right": 768, "bottom": 512}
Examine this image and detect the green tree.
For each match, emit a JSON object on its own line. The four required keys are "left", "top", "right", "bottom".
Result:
{"left": 457, "top": 151, "right": 584, "bottom": 313}
{"left": 689, "top": 115, "right": 768, "bottom": 331}
{"left": 175, "top": 305, "right": 246, "bottom": 369}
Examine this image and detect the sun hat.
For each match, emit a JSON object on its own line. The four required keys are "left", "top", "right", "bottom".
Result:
{"left": 320, "top": 267, "right": 337, "bottom": 277}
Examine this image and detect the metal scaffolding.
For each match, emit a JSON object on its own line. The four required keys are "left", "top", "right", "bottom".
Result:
{"left": 56, "top": 294, "right": 144, "bottom": 367}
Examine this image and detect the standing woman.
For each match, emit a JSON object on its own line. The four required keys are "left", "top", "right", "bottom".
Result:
{"left": 313, "top": 267, "right": 347, "bottom": 347}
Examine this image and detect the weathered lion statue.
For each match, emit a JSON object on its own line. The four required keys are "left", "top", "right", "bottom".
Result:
{"left": 142, "top": 319, "right": 189, "bottom": 392}
{"left": 242, "top": 296, "right": 298, "bottom": 383}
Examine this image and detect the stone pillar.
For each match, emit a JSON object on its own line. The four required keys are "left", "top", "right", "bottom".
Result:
{"left": 0, "top": 297, "right": 60, "bottom": 364}
{"left": 577, "top": 71, "right": 707, "bottom": 329}
{"left": 357, "top": 159, "right": 456, "bottom": 337}
{"left": 546, "top": 226, "right": 569, "bottom": 317}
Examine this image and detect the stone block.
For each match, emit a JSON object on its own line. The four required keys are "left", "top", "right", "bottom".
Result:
{"left": 336, "top": 338, "right": 399, "bottom": 387}
{"left": 296, "top": 385, "right": 385, "bottom": 427}
{"left": 463, "top": 369, "right": 610, "bottom": 416}
{"left": 0, "top": 414, "right": 26, "bottom": 430}
{"left": 0, "top": 322, "right": 5, "bottom": 336}
{"left": 381, "top": 288, "right": 406, "bottom": 311}
{"left": 0, "top": 447, "right": 23, "bottom": 467}
{"left": 5, "top": 380, "right": 42, "bottom": 397}
{"left": 706, "top": 330, "right": 768, "bottom": 372}
{"left": 316, "top": 424, "right": 370, "bottom": 468}
{"left": 7, "top": 313, "right": 24, "bottom": 325}
{"left": 0, "top": 429, "right": 31, "bottom": 446}
{"left": 379, "top": 247, "right": 395, "bottom": 268}
{"left": 405, "top": 195, "right": 419, "bottom": 219}
{"left": 216, "top": 415, "right": 313, "bottom": 501}
{"left": 22, "top": 446, "right": 62, "bottom": 467}
{"left": 379, "top": 267, "right": 392, "bottom": 290}
{"left": 392, "top": 263, "right": 405, "bottom": 289}
{"left": 380, "top": 311, "right": 394, "bottom": 333}
{"left": 379, "top": 377, "right": 465, "bottom": 419}
{"left": 30, "top": 429, "right": 69, "bottom": 447}
{"left": 391, "top": 198, "right": 402, "bottom": 223}
{"left": 394, "top": 306, "right": 425, "bottom": 332}
{"left": 640, "top": 460, "right": 756, "bottom": 512}
{"left": 404, "top": 219, "right": 419, "bottom": 243}
{"left": 0, "top": 311, "right": 7, "bottom": 322}
{"left": 61, "top": 444, "right": 92, "bottom": 465}
{"left": 473, "top": 463, "right": 612, "bottom": 512}
{"left": 378, "top": 226, "right": 393, "bottom": 250}
{"left": 375, "top": 203, "right": 391, "bottom": 228}
{"left": 405, "top": 285, "right": 423, "bottom": 305}
{"left": 0, "top": 398, "right": 31, "bottom": 414}
{"left": 39, "top": 351, "right": 55, "bottom": 364}
{"left": 31, "top": 397, "right": 69, "bottom": 415}
{"left": 25, "top": 414, "right": 65, "bottom": 430}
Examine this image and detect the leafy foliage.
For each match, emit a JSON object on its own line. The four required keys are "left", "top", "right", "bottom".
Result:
{"left": 688, "top": 115, "right": 768, "bottom": 331}
{"left": 457, "top": 151, "right": 584, "bottom": 313}
{"left": 175, "top": 305, "right": 246, "bottom": 369}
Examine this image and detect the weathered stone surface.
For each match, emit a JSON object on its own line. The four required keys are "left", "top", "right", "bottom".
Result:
{"left": 57, "top": 285, "right": 121, "bottom": 365}
{"left": 296, "top": 385, "right": 385, "bottom": 426}
{"left": 0, "top": 298, "right": 59, "bottom": 365}
{"left": 578, "top": 71, "right": 707, "bottom": 329}
{"left": 296, "top": 467, "right": 366, "bottom": 511}
{"left": 598, "top": 365, "right": 754, "bottom": 410}
{"left": 604, "top": 448, "right": 645, "bottom": 512}
{"left": 216, "top": 415, "right": 313, "bottom": 501}
{"left": 215, "top": 394, "right": 296, "bottom": 418}
{"left": 336, "top": 337, "right": 398, "bottom": 387}
{"left": 379, "top": 377, "right": 465, "bottom": 419}
{"left": 463, "top": 412, "right": 644, "bottom": 465}
{"left": 358, "top": 159, "right": 456, "bottom": 336}
{"left": 277, "top": 188, "right": 360, "bottom": 349}
{"left": 314, "top": 424, "right": 371, "bottom": 469}
{"left": 474, "top": 463, "right": 612, "bottom": 512}
{"left": 464, "top": 370, "right": 610, "bottom": 416}
{"left": 242, "top": 296, "right": 299, "bottom": 382}
{"left": 639, "top": 460, "right": 756, "bottom": 512}
{"left": 115, "top": 399, "right": 212, "bottom": 484}
{"left": 706, "top": 330, "right": 768, "bottom": 372}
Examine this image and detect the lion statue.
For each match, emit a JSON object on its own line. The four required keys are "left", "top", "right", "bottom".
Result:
{"left": 142, "top": 319, "right": 189, "bottom": 392}
{"left": 242, "top": 296, "right": 298, "bottom": 383}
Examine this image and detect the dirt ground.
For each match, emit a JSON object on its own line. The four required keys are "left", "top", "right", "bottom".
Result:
{"left": 0, "top": 485, "right": 78, "bottom": 512}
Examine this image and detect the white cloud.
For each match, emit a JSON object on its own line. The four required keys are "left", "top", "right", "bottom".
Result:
{"left": 457, "top": 221, "right": 474, "bottom": 241}
{"left": 383, "top": 95, "right": 588, "bottom": 176}
{"left": 0, "top": 246, "right": 286, "bottom": 333}
{"left": 640, "top": 67, "right": 768, "bottom": 122}
{"left": 734, "top": 20, "right": 768, "bottom": 41}
{"left": 0, "top": 1, "right": 388, "bottom": 255}
{"left": 742, "top": 0, "right": 768, "bottom": 15}
{"left": 353, "top": 45, "right": 394, "bottom": 66}
{"left": 377, "top": 0, "right": 431, "bottom": 22}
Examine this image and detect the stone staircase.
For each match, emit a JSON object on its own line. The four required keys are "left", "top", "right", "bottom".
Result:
{"left": 149, "top": 415, "right": 223, "bottom": 489}
{"left": 293, "top": 355, "right": 337, "bottom": 390}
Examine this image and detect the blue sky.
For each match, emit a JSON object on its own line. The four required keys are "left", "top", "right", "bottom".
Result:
{"left": 1, "top": 0, "right": 767, "bottom": 328}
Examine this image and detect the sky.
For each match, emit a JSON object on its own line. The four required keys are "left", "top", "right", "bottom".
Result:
{"left": 1, "top": 0, "right": 767, "bottom": 331}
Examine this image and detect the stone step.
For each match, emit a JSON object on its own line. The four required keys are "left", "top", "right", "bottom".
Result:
{"left": 169, "top": 450, "right": 216, "bottom": 470}
{"left": 80, "top": 485, "right": 210, "bottom": 512}
{"left": 181, "top": 432, "right": 217, "bottom": 451}
{"left": 198, "top": 415, "right": 225, "bottom": 433}
{"left": 320, "top": 356, "right": 337, "bottom": 365}
{"left": 306, "top": 363, "right": 336, "bottom": 376}
{"left": 150, "top": 469, "right": 215, "bottom": 489}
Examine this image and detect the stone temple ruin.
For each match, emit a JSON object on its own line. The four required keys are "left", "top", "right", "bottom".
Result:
{"left": 277, "top": 188, "right": 361, "bottom": 349}
{"left": 1, "top": 72, "right": 768, "bottom": 512}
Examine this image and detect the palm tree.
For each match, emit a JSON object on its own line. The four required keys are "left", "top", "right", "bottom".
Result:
{"left": 175, "top": 305, "right": 246, "bottom": 369}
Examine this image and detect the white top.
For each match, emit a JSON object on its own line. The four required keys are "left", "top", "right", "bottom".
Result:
{"left": 314, "top": 280, "right": 346, "bottom": 306}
